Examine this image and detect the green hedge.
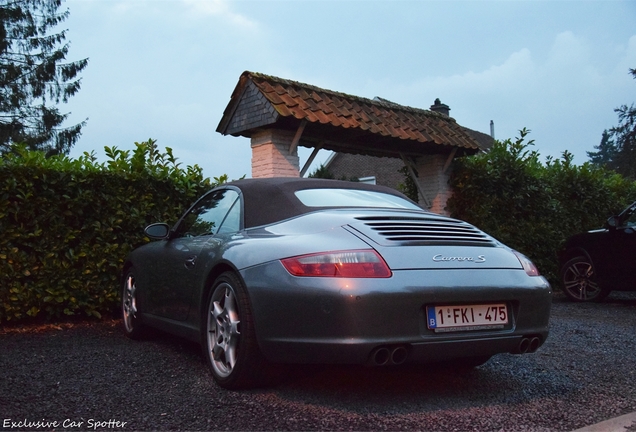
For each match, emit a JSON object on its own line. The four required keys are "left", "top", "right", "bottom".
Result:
{"left": 0, "top": 140, "right": 223, "bottom": 322}
{"left": 4, "top": 131, "right": 636, "bottom": 323}
{"left": 447, "top": 129, "right": 636, "bottom": 283}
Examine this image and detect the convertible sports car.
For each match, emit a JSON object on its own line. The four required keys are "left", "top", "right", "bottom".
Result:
{"left": 559, "top": 200, "right": 636, "bottom": 302}
{"left": 122, "top": 177, "right": 551, "bottom": 389}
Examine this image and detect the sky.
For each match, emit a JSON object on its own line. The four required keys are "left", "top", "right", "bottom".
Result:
{"left": 61, "top": 0, "right": 636, "bottom": 182}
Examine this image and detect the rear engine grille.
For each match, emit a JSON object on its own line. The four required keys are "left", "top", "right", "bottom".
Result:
{"left": 354, "top": 216, "right": 495, "bottom": 246}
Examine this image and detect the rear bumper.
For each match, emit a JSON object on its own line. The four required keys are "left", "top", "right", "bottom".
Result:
{"left": 254, "top": 335, "right": 543, "bottom": 365}
{"left": 241, "top": 263, "right": 552, "bottom": 364}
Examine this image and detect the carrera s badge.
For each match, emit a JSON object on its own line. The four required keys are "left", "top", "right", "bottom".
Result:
{"left": 433, "top": 254, "right": 486, "bottom": 263}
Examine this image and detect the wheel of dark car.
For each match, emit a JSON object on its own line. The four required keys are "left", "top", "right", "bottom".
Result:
{"left": 121, "top": 268, "right": 147, "bottom": 339}
{"left": 560, "top": 256, "right": 610, "bottom": 302}
{"left": 203, "top": 271, "right": 270, "bottom": 389}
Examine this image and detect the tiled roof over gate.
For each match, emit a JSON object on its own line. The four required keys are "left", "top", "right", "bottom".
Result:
{"left": 217, "top": 71, "right": 482, "bottom": 156}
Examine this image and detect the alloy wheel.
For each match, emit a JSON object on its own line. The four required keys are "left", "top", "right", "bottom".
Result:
{"left": 561, "top": 257, "right": 602, "bottom": 301}
{"left": 207, "top": 282, "right": 241, "bottom": 378}
{"left": 122, "top": 274, "right": 138, "bottom": 333}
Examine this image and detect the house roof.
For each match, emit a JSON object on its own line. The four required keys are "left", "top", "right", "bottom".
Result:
{"left": 216, "top": 71, "right": 485, "bottom": 158}
{"left": 462, "top": 127, "right": 494, "bottom": 151}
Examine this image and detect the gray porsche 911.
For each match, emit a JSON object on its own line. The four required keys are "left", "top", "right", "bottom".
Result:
{"left": 121, "top": 177, "right": 551, "bottom": 389}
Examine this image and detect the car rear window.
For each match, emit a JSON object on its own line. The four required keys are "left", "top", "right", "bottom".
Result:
{"left": 295, "top": 188, "right": 421, "bottom": 210}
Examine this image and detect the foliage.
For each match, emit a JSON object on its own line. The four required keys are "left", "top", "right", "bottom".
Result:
{"left": 397, "top": 165, "right": 419, "bottom": 202}
{"left": 0, "top": 140, "right": 223, "bottom": 322}
{"left": 0, "top": 0, "right": 88, "bottom": 155}
{"left": 587, "top": 130, "right": 616, "bottom": 168}
{"left": 448, "top": 128, "right": 636, "bottom": 283}
{"left": 308, "top": 163, "right": 335, "bottom": 179}
{"left": 308, "top": 163, "right": 358, "bottom": 182}
{"left": 588, "top": 68, "right": 636, "bottom": 179}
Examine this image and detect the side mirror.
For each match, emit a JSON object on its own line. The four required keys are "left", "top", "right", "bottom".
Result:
{"left": 145, "top": 223, "right": 170, "bottom": 239}
{"left": 605, "top": 216, "right": 619, "bottom": 229}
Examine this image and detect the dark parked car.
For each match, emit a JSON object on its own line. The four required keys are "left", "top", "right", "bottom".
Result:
{"left": 559, "top": 200, "right": 636, "bottom": 302}
{"left": 122, "top": 178, "right": 551, "bottom": 389}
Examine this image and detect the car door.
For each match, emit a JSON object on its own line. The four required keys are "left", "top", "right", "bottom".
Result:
{"left": 608, "top": 205, "right": 636, "bottom": 288}
{"left": 146, "top": 188, "right": 241, "bottom": 320}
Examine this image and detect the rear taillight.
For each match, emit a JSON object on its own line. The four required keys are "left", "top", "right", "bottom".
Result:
{"left": 281, "top": 250, "right": 392, "bottom": 278}
{"left": 513, "top": 251, "right": 540, "bottom": 276}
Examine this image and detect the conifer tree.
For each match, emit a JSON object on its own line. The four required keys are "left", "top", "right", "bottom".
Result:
{"left": 609, "top": 68, "right": 636, "bottom": 179}
{"left": 589, "top": 68, "right": 636, "bottom": 179}
{"left": 0, "top": 0, "right": 88, "bottom": 155}
{"left": 587, "top": 130, "right": 616, "bottom": 169}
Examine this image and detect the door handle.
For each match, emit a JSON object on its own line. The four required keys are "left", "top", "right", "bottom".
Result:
{"left": 184, "top": 255, "right": 197, "bottom": 269}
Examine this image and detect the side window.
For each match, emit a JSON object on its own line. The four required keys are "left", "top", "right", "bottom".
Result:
{"left": 174, "top": 189, "right": 240, "bottom": 238}
{"left": 217, "top": 199, "right": 241, "bottom": 234}
{"left": 623, "top": 211, "right": 636, "bottom": 228}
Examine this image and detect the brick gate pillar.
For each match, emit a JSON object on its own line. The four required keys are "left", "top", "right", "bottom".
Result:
{"left": 250, "top": 129, "right": 300, "bottom": 178}
{"left": 414, "top": 153, "right": 453, "bottom": 216}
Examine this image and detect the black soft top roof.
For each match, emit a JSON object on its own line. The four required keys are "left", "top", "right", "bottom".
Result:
{"left": 225, "top": 177, "right": 418, "bottom": 229}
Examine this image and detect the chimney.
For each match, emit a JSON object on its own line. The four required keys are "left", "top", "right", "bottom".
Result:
{"left": 490, "top": 120, "right": 495, "bottom": 139}
{"left": 430, "top": 98, "right": 450, "bottom": 116}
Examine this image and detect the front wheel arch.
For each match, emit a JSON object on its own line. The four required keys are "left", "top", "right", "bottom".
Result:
{"left": 560, "top": 247, "right": 592, "bottom": 267}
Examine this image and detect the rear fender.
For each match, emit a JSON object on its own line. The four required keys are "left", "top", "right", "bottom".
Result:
{"left": 221, "top": 227, "right": 372, "bottom": 270}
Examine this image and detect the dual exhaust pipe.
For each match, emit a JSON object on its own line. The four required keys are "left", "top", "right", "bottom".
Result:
{"left": 516, "top": 335, "right": 541, "bottom": 354}
{"left": 369, "top": 345, "right": 409, "bottom": 366}
{"left": 370, "top": 335, "right": 541, "bottom": 365}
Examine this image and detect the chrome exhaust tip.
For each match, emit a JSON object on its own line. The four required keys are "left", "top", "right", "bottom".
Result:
{"left": 515, "top": 335, "right": 542, "bottom": 354}
{"left": 371, "top": 347, "right": 390, "bottom": 366}
{"left": 518, "top": 337, "right": 530, "bottom": 354}
{"left": 390, "top": 346, "right": 408, "bottom": 365}
{"left": 528, "top": 337, "right": 541, "bottom": 353}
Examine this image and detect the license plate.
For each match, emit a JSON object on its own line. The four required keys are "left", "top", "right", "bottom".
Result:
{"left": 427, "top": 303, "right": 508, "bottom": 332}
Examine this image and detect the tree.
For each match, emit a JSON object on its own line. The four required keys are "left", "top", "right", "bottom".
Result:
{"left": 397, "top": 165, "right": 418, "bottom": 202}
{"left": 589, "top": 68, "right": 636, "bottom": 179}
{"left": 308, "top": 163, "right": 335, "bottom": 179}
{"left": 308, "top": 163, "right": 359, "bottom": 181}
{"left": 609, "top": 68, "right": 636, "bottom": 179}
{"left": 587, "top": 129, "right": 616, "bottom": 169}
{"left": 0, "top": 0, "right": 88, "bottom": 155}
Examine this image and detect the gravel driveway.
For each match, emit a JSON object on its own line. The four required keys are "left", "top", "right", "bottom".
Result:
{"left": 1, "top": 293, "right": 635, "bottom": 432}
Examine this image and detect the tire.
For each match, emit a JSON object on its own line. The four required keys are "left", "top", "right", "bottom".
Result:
{"left": 121, "top": 268, "right": 148, "bottom": 339}
{"left": 203, "top": 271, "right": 271, "bottom": 389}
{"left": 560, "top": 256, "right": 610, "bottom": 302}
